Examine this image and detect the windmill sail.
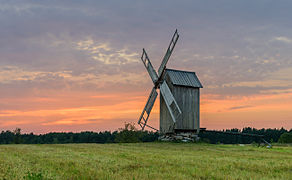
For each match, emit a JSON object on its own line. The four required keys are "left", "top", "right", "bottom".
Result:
{"left": 160, "top": 81, "right": 182, "bottom": 123}
{"left": 138, "top": 29, "right": 182, "bottom": 132}
{"left": 158, "top": 29, "right": 179, "bottom": 78}
{"left": 141, "top": 49, "right": 158, "bottom": 84}
{"left": 138, "top": 87, "right": 158, "bottom": 130}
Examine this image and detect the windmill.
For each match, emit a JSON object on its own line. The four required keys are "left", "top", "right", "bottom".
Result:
{"left": 138, "top": 29, "right": 203, "bottom": 137}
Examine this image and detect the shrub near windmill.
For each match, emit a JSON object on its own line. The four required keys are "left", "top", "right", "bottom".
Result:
{"left": 138, "top": 30, "right": 203, "bottom": 141}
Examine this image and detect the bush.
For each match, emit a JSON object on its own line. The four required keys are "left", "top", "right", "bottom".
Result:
{"left": 115, "top": 122, "right": 141, "bottom": 143}
{"left": 278, "top": 133, "right": 292, "bottom": 143}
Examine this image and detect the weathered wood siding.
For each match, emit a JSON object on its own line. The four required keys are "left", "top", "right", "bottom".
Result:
{"left": 160, "top": 74, "right": 200, "bottom": 133}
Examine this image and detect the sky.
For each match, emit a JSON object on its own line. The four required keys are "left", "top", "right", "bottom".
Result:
{"left": 0, "top": 0, "right": 292, "bottom": 134}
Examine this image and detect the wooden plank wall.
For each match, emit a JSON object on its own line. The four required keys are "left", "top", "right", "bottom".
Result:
{"left": 160, "top": 74, "right": 200, "bottom": 133}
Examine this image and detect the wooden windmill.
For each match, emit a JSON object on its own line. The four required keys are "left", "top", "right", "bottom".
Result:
{"left": 138, "top": 30, "right": 203, "bottom": 135}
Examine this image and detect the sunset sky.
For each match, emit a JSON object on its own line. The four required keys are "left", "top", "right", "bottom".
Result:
{"left": 1, "top": 1, "right": 292, "bottom": 134}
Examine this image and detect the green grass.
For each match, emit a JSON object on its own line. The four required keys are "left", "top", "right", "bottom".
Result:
{"left": 0, "top": 143, "right": 291, "bottom": 179}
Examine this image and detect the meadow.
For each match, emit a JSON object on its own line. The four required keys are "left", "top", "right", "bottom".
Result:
{"left": 0, "top": 143, "right": 291, "bottom": 180}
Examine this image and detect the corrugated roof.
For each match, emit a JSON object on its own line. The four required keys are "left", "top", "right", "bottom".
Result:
{"left": 165, "top": 69, "right": 203, "bottom": 88}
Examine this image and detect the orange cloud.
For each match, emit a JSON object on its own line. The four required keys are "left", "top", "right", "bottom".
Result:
{"left": 0, "top": 90, "right": 159, "bottom": 133}
{"left": 200, "top": 90, "right": 292, "bottom": 129}
{"left": 0, "top": 87, "right": 291, "bottom": 134}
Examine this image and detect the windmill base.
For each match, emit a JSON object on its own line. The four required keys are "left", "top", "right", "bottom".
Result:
{"left": 158, "top": 131, "right": 199, "bottom": 142}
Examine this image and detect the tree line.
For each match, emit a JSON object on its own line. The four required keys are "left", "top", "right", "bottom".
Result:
{"left": 0, "top": 123, "right": 158, "bottom": 144}
{"left": 199, "top": 127, "right": 292, "bottom": 144}
{"left": 0, "top": 124, "right": 291, "bottom": 144}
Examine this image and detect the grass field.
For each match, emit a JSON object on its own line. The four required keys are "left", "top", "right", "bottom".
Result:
{"left": 0, "top": 143, "right": 291, "bottom": 179}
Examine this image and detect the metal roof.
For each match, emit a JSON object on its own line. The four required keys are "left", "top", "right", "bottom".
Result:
{"left": 165, "top": 69, "right": 203, "bottom": 88}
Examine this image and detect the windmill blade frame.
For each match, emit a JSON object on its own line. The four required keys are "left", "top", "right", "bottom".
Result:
{"left": 138, "top": 29, "right": 185, "bottom": 133}
{"left": 138, "top": 87, "right": 158, "bottom": 130}
{"left": 160, "top": 81, "right": 182, "bottom": 124}
{"left": 141, "top": 48, "right": 158, "bottom": 84}
{"left": 157, "top": 29, "right": 179, "bottom": 78}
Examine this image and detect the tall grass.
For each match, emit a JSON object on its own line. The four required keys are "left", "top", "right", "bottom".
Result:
{"left": 0, "top": 143, "right": 291, "bottom": 179}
